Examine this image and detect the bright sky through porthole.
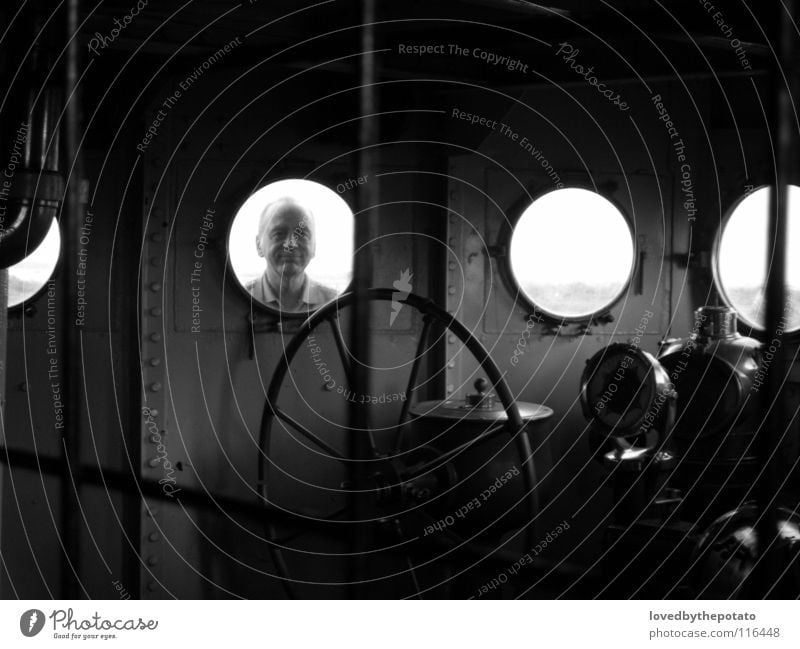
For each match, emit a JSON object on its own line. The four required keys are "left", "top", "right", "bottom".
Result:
{"left": 509, "top": 187, "right": 634, "bottom": 318}
{"left": 717, "top": 184, "right": 800, "bottom": 331}
{"left": 7, "top": 218, "right": 61, "bottom": 307}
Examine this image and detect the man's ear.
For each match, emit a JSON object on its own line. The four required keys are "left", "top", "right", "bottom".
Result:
{"left": 255, "top": 234, "right": 265, "bottom": 257}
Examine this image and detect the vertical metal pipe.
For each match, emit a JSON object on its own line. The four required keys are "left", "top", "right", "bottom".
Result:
{"left": 0, "top": 268, "right": 7, "bottom": 590}
{"left": 348, "top": 0, "right": 377, "bottom": 597}
{"left": 757, "top": 0, "right": 794, "bottom": 598}
{"left": 60, "top": 0, "right": 82, "bottom": 599}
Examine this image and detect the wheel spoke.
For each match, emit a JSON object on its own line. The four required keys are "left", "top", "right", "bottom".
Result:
{"left": 392, "top": 314, "right": 433, "bottom": 453}
{"left": 326, "top": 314, "right": 354, "bottom": 386}
{"left": 273, "top": 406, "right": 346, "bottom": 460}
{"left": 272, "top": 506, "right": 350, "bottom": 544}
{"left": 406, "top": 555, "right": 424, "bottom": 599}
{"left": 401, "top": 423, "right": 505, "bottom": 478}
{"left": 418, "top": 510, "right": 465, "bottom": 547}
{"left": 326, "top": 314, "right": 379, "bottom": 457}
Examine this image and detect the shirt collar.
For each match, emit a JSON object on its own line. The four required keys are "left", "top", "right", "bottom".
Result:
{"left": 257, "top": 273, "right": 326, "bottom": 310}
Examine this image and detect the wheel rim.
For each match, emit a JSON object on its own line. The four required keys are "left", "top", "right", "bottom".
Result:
{"left": 257, "top": 288, "right": 538, "bottom": 597}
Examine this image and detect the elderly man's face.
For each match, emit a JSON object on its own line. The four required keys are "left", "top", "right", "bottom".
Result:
{"left": 256, "top": 205, "right": 315, "bottom": 279}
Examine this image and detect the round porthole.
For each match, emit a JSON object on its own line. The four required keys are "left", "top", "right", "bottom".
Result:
{"left": 508, "top": 187, "right": 635, "bottom": 320}
{"left": 227, "top": 179, "right": 354, "bottom": 315}
{"left": 6, "top": 217, "right": 61, "bottom": 308}
{"left": 715, "top": 185, "right": 800, "bottom": 332}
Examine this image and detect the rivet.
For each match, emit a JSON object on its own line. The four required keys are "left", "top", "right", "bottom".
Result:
{"left": 150, "top": 307, "right": 162, "bottom": 317}
{"left": 449, "top": 214, "right": 457, "bottom": 223}
{"left": 448, "top": 262, "right": 456, "bottom": 270}
{"left": 146, "top": 581, "right": 157, "bottom": 592}
{"left": 149, "top": 256, "right": 160, "bottom": 267}
{"left": 149, "top": 382, "right": 162, "bottom": 392}
{"left": 149, "top": 357, "right": 161, "bottom": 367}
{"left": 147, "top": 556, "right": 159, "bottom": 566}
{"left": 148, "top": 457, "right": 161, "bottom": 468}
{"left": 448, "top": 286, "right": 456, "bottom": 295}
{"left": 147, "top": 409, "right": 159, "bottom": 418}
{"left": 149, "top": 282, "right": 161, "bottom": 292}
{"left": 448, "top": 335, "right": 456, "bottom": 344}
{"left": 446, "top": 384, "right": 454, "bottom": 393}
{"left": 449, "top": 238, "right": 457, "bottom": 247}
{"left": 149, "top": 332, "right": 161, "bottom": 342}
{"left": 447, "top": 361, "right": 455, "bottom": 368}
{"left": 148, "top": 532, "right": 160, "bottom": 542}
{"left": 18, "top": 382, "right": 28, "bottom": 392}
{"left": 149, "top": 232, "right": 163, "bottom": 243}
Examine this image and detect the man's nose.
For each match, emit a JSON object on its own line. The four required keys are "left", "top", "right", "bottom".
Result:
{"left": 284, "top": 232, "right": 298, "bottom": 249}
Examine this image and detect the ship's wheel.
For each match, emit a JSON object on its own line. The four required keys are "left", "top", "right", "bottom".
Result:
{"left": 257, "top": 288, "right": 551, "bottom": 598}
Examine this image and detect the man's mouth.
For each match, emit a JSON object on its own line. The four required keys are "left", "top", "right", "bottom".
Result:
{"left": 276, "top": 254, "right": 302, "bottom": 265}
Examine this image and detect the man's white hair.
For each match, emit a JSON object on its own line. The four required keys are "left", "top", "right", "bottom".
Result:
{"left": 257, "top": 197, "right": 315, "bottom": 239}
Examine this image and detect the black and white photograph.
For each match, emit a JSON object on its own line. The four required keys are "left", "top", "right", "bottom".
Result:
{"left": 1, "top": 0, "right": 800, "bottom": 643}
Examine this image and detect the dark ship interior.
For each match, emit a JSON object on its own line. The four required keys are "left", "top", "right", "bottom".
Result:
{"left": 1, "top": 0, "right": 799, "bottom": 600}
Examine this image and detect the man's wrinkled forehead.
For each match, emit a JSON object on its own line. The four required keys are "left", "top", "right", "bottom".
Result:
{"left": 259, "top": 200, "right": 314, "bottom": 237}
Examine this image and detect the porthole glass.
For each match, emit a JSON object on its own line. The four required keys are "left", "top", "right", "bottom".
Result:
{"left": 508, "top": 187, "right": 635, "bottom": 319}
{"left": 7, "top": 218, "right": 61, "bottom": 308}
{"left": 716, "top": 185, "right": 800, "bottom": 332}
{"left": 228, "top": 179, "right": 354, "bottom": 314}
